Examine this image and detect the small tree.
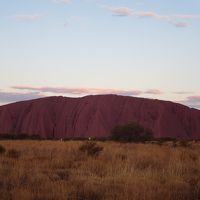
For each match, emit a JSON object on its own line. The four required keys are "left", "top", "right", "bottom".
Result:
{"left": 111, "top": 122, "right": 153, "bottom": 142}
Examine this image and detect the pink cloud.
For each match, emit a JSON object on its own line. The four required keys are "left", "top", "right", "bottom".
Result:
{"left": 104, "top": 6, "right": 134, "bottom": 16}
{"left": 187, "top": 96, "right": 200, "bottom": 101}
{"left": 169, "top": 21, "right": 188, "bottom": 27}
{"left": 104, "top": 6, "right": 200, "bottom": 27}
{"left": 13, "top": 86, "right": 164, "bottom": 96}
{"left": 0, "top": 86, "right": 164, "bottom": 105}
{"left": 138, "top": 11, "right": 160, "bottom": 18}
{"left": 12, "top": 86, "right": 143, "bottom": 96}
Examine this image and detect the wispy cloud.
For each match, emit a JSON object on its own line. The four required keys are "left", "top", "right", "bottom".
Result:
{"left": 145, "top": 89, "right": 163, "bottom": 95}
{"left": 168, "top": 21, "right": 188, "bottom": 28}
{"left": 10, "top": 14, "right": 44, "bottom": 22}
{"left": 1, "top": 88, "right": 199, "bottom": 110}
{"left": 104, "top": 6, "right": 200, "bottom": 27}
{"left": 0, "top": 86, "right": 164, "bottom": 105}
{"left": 104, "top": 6, "right": 133, "bottom": 16}
{"left": 173, "top": 91, "right": 193, "bottom": 95}
{"left": 187, "top": 96, "right": 200, "bottom": 102}
{"left": 12, "top": 86, "right": 143, "bottom": 96}
{"left": 4, "top": 88, "right": 200, "bottom": 109}
{"left": 13, "top": 86, "right": 165, "bottom": 96}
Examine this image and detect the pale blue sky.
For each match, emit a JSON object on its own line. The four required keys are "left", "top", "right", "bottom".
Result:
{"left": 0, "top": 0, "right": 200, "bottom": 109}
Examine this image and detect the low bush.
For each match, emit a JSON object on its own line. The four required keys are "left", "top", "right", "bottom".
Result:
{"left": 79, "top": 141, "right": 103, "bottom": 157}
{"left": 0, "top": 144, "right": 6, "bottom": 154}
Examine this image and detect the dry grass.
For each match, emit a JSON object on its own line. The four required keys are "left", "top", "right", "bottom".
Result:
{"left": 0, "top": 140, "right": 200, "bottom": 200}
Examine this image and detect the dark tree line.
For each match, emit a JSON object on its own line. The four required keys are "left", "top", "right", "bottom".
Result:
{"left": 0, "top": 134, "right": 41, "bottom": 140}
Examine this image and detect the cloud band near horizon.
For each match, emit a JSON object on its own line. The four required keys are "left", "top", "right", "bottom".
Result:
{"left": 12, "top": 86, "right": 164, "bottom": 96}
{"left": 0, "top": 86, "right": 199, "bottom": 110}
{"left": 104, "top": 6, "right": 200, "bottom": 27}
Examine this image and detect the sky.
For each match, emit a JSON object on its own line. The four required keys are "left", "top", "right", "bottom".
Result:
{"left": 0, "top": 0, "right": 200, "bottom": 109}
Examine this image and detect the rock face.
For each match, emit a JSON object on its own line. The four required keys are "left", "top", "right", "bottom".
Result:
{"left": 0, "top": 95, "right": 200, "bottom": 139}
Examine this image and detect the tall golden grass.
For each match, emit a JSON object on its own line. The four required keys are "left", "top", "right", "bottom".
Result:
{"left": 0, "top": 140, "right": 200, "bottom": 200}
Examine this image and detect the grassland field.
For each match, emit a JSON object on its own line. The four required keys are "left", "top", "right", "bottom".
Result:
{"left": 0, "top": 140, "right": 200, "bottom": 200}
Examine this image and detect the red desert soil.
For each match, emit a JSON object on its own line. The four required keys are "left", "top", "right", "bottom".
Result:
{"left": 0, "top": 95, "right": 200, "bottom": 139}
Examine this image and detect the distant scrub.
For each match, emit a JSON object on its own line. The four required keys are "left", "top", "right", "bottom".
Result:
{"left": 79, "top": 141, "right": 103, "bottom": 157}
{"left": 177, "top": 140, "right": 191, "bottom": 148}
{"left": 111, "top": 122, "right": 153, "bottom": 142}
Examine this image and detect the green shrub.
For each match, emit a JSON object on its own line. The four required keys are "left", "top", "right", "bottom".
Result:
{"left": 7, "top": 149, "right": 20, "bottom": 159}
{"left": 0, "top": 144, "right": 6, "bottom": 154}
{"left": 79, "top": 141, "right": 103, "bottom": 157}
{"left": 111, "top": 122, "right": 153, "bottom": 142}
